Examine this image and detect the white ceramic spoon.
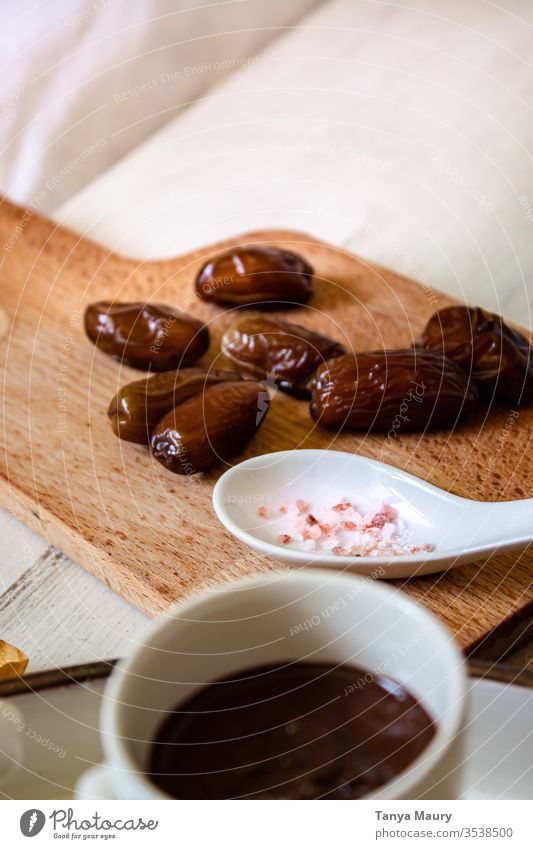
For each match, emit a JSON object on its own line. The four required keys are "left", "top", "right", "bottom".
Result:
{"left": 212, "top": 449, "right": 532, "bottom": 579}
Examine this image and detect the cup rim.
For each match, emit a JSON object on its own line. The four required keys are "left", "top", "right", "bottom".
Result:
{"left": 100, "top": 569, "right": 467, "bottom": 800}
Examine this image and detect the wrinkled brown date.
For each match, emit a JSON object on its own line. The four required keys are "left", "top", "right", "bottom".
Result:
{"left": 151, "top": 380, "right": 269, "bottom": 474}
{"left": 221, "top": 314, "right": 345, "bottom": 398}
{"left": 195, "top": 245, "right": 313, "bottom": 308}
{"left": 84, "top": 302, "right": 209, "bottom": 370}
{"left": 416, "top": 305, "right": 533, "bottom": 405}
{"left": 108, "top": 368, "right": 242, "bottom": 444}
{"left": 309, "top": 349, "right": 479, "bottom": 432}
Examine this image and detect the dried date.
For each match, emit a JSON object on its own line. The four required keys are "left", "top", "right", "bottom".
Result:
{"left": 221, "top": 314, "right": 345, "bottom": 398}
{"left": 84, "top": 302, "right": 209, "bottom": 370}
{"left": 108, "top": 368, "right": 242, "bottom": 444}
{"left": 416, "top": 305, "right": 533, "bottom": 404}
{"left": 310, "top": 349, "right": 479, "bottom": 432}
{"left": 195, "top": 245, "right": 313, "bottom": 308}
{"left": 150, "top": 380, "right": 269, "bottom": 474}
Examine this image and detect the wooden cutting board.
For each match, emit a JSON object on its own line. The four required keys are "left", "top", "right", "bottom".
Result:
{"left": 1, "top": 197, "right": 532, "bottom": 652}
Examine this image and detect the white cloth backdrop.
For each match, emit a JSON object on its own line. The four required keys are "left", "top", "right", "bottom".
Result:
{"left": 0, "top": 0, "right": 319, "bottom": 211}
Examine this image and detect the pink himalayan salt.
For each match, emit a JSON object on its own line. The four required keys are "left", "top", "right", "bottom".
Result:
{"left": 258, "top": 498, "right": 435, "bottom": 558}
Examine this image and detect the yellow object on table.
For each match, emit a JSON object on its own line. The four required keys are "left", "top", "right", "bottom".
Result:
{"left": 0, "top": 639, "right": 28, "bottom": 680}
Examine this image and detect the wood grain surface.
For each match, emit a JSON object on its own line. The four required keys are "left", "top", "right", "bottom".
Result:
{"left": 1, "top": 197, "right": 532, "bottom": 648}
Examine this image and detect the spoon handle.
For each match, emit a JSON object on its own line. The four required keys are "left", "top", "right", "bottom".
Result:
{"left": 470, "top": 498, "right": 533, "bottom": 548}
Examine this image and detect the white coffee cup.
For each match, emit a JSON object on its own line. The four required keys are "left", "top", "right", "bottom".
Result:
{"left": 76, "top": 569, "right": 466, "bottom": 800}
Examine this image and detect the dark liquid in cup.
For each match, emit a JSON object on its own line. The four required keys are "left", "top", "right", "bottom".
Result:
{"left": 149, "top": 662, "right": 436, "bottom": 799}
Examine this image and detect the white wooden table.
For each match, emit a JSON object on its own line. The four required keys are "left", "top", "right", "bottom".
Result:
{"left": 2, "top": 0, "right": 533, "bottom": 671}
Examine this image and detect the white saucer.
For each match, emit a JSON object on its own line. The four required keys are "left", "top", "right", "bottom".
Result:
{"left": 1, "top": 676, "right": 531, "bottom": 799}
{"left": 460, "top": 678, "right": 533, "bottom": 799}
